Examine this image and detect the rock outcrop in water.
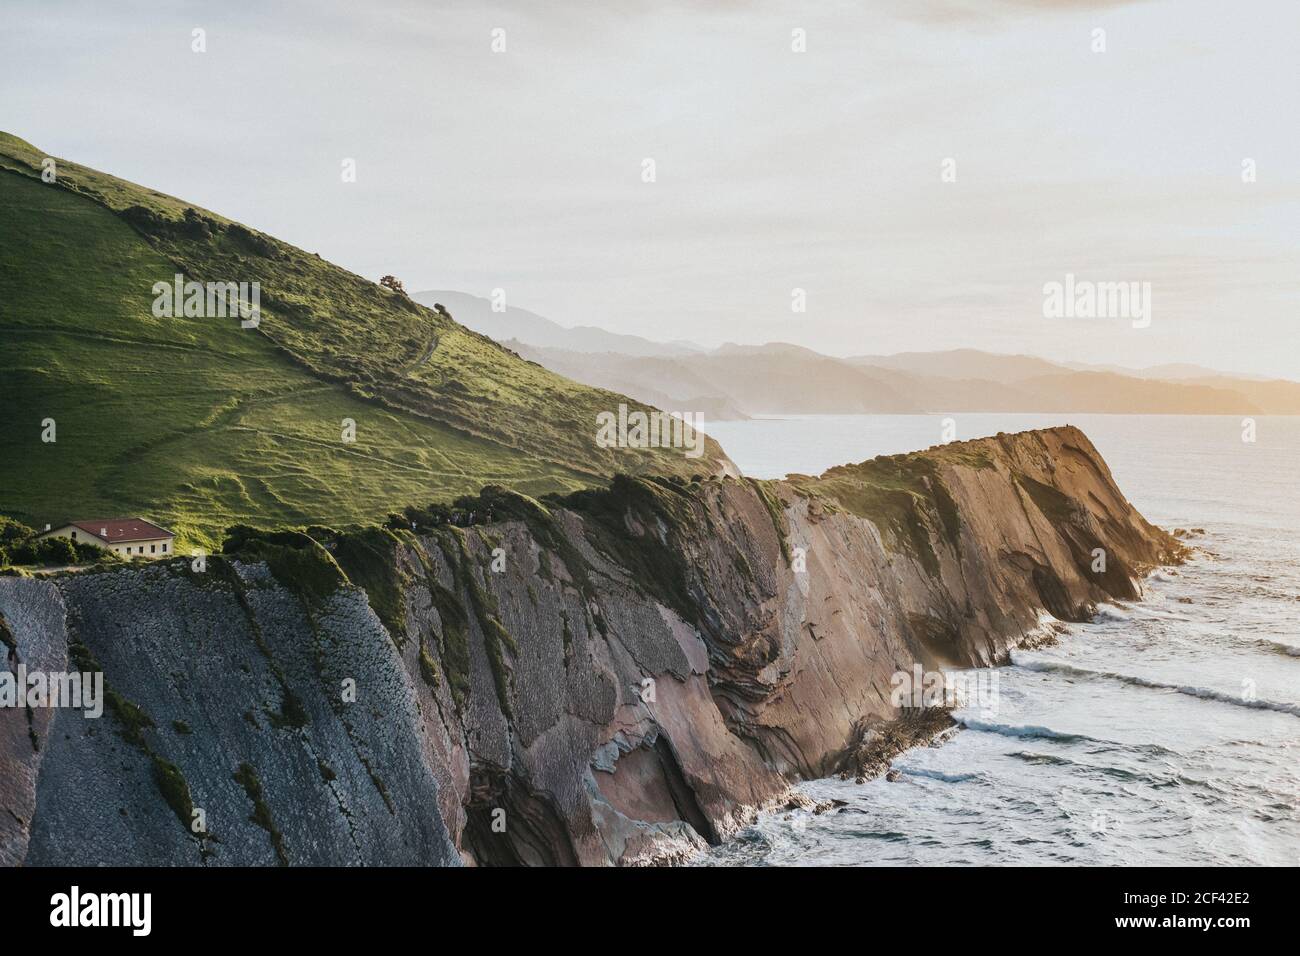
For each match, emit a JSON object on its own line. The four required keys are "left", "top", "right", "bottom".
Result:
{"left": 0, "top": 427, "right": 1183, "bottom": 866}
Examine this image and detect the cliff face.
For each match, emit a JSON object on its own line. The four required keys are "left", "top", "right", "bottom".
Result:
{"left": 0, "top": 427, "right": 1183, "bottom": 866}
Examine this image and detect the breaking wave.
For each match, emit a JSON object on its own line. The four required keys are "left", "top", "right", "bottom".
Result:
{"left": 1012, "top": 656, "right": 1300, "bottom": 717}
{"left": 898, "top": 767, "right": 980, "bottom": 784}
{"left": 958, "top": 718, "right": 1101, "bottom": 745}
{"left": 1250, "top": 637, "right": 1300, "bottom": 658}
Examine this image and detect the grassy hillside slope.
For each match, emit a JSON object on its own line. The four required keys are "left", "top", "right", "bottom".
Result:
{"left": 0, "top": 133, "right": 729, "bottom": 549}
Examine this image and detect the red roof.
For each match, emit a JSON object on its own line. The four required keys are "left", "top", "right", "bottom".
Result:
{"left": 70, "top": 519, "right": 174, "bottom": 543}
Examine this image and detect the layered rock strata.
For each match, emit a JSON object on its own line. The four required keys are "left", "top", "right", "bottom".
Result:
{"left": 0, "top": 427, "right": 1183, "bottom": 866}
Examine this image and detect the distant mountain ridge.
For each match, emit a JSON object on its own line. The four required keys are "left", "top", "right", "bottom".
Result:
{"left": 423, "top": 291, "right": 1300, "bottom": 418}
{"left": 412, "top": 290, "right": 703, "bottom": 357}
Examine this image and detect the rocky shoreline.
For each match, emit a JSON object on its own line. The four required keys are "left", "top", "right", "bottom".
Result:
{"left": 0, "top": 426, "right": 1185, "bottom": 866}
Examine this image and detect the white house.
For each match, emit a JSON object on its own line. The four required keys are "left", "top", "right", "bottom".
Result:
{"left": 40, "top": 518, "right": 176, "bottom": 558}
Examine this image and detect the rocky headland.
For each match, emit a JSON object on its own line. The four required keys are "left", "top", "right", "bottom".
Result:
{"left": 0, "top": 426, "right": 1184, "bottom": 866}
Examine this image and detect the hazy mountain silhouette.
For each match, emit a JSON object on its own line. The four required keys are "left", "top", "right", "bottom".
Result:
{"left": 412, "top": 290, "right": 703, "bottom": 357}
{"left": 425, "top": 292, "right": 1300, "bottom": 419}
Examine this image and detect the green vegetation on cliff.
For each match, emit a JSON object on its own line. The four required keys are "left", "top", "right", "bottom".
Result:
{"left": 0, "top": 132, "right": 730, "bottom": 552}
{"left": 556, "top": 474, "right": 704, "bottom": 628}
{"left": 233, "top": 762, "right": 289, "bottom": 866}
{"left": 67, "top": 639, "right": 206, "bottom": 847}
{"left": 330, "top": 527, "right": 408, "bottom": 639}
{"left": 790, "top": 451, "right": 972, "bottom": 575}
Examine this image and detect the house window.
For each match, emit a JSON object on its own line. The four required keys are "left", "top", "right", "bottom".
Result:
{"left": 150, "top": 544, "right": 156, "bottom": 554}
{"left": 71, "top": 530, "right": 77, "bottom": 540}
{"left": 162, "top": 543, "right": 168, "bottom": 553}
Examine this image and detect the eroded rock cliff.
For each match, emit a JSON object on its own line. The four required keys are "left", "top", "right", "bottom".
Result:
{"left": 0, "top": 427, "right": 1183, "bottom": 866}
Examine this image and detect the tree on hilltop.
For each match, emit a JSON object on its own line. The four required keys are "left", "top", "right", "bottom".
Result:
{"left": 379, "top": 275, "right": 407, "bottom": 296}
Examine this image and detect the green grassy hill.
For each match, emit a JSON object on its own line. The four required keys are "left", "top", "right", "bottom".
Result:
{"left": 0, "top": 133, "right": 730, "bottom": 550}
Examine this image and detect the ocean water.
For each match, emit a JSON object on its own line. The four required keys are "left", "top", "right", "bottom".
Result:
{"left": 697, "top": 414, "right": 1300, "bottom": 866}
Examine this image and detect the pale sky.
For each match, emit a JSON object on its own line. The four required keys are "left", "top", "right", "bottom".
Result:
{"left": 4, "top": 0, "right": 1298, "bottom": 377}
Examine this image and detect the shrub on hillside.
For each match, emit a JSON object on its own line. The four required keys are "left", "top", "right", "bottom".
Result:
{"left": 5, "top": 535, "right": 73, "bottom": 566}
{"left": 225, "top": 222, "right": 281, "bottom": 259}
{"left": 0, "top": 519, "right": 120, "bottom": 568}
{"left": 0, "top": 517, "right": 36, "bottom": 546}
